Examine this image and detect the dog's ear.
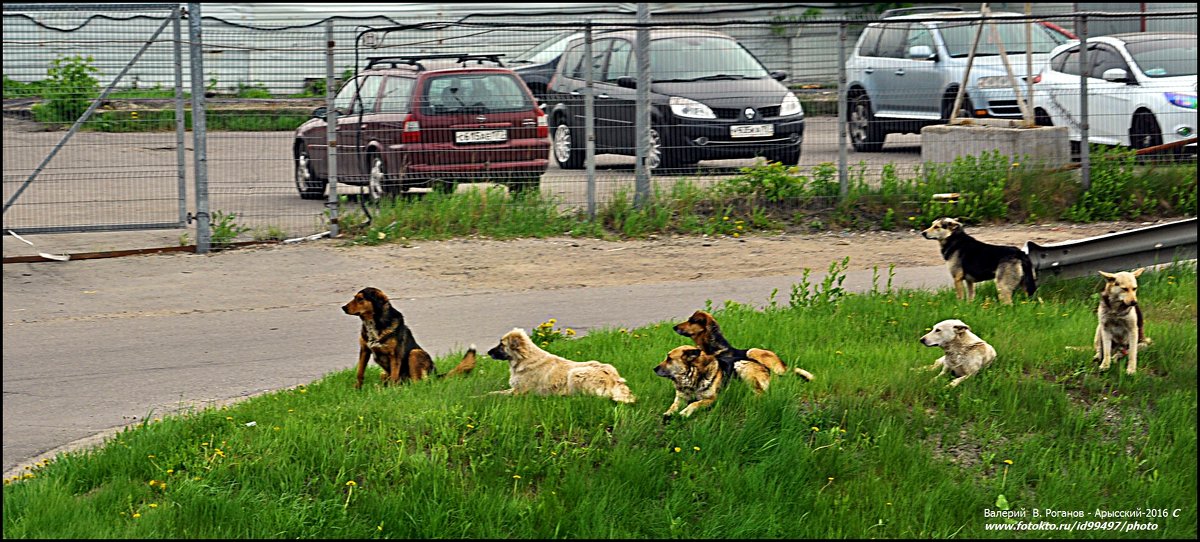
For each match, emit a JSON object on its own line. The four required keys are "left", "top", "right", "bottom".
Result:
{"left": 681, "top": 347, "right": 702, "bottom": 362}
{"left": 954, "top": 323, "right": 971, "bottom": 334}
{"left": 947, "top": 218, "right": 962, "bottom": 230}
{"left": 1131, "top": 268, "right": 1145, "bottom": 278}
{"left": 1099, "top": 270, "right": 1116, "bottom": 281}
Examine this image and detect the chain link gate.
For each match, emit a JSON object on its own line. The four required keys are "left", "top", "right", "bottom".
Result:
{"left": 2, "top": 3, "right": 190, "bottom": 235}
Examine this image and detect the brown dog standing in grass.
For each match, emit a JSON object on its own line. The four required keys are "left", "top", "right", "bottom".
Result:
{"left": 342, "top": 287, "right": 476, "bottom": 389}
{"left": 1095, "top": 268, "right": 1150, "bottom": 375}
{"left": 673, "top": 310, "right": 815, "bottom": 382}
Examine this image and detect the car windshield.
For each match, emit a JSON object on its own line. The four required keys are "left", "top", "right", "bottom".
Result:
{"left": 939, "top": 21, "right": 1064, "bottom": 57}
{"left": 512, "top": 32, "right": 580, "bottom": 64}
{"left": 650, "top": 36, "right": 770, "bottom": 81}
{"left": 424, "top": 73, "right": 533, "bottom": 113}
{"left": 1127, "top": 38, "right": 1198, "bottom": 77}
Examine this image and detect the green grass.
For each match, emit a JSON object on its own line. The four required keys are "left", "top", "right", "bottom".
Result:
{"left": 4, "top": 264, "right": 1195, "bottom": 538}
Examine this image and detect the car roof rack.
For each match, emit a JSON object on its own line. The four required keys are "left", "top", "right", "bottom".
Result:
{"left": 880, "top": 6, "right": 965, "bottom": 18}
{"left": 365, "top": 54, "right": 506, "bottom": 70}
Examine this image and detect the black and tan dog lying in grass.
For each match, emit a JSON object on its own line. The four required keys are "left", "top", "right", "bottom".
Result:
{"left": 673, "top": 310, "right": 815, "bottom": 382}
{"left": 341, "top": 287, "right": 476, "bottom": 389}
{"left": 653, "top": 345, "right": 773, "bottom": 419}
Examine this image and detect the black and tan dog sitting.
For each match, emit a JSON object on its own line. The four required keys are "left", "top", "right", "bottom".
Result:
{"left": 341, "top": 287, "right": 476, "bottom": 389}
{"left": 673, "top": 310, "right": 815, "bottom": 382}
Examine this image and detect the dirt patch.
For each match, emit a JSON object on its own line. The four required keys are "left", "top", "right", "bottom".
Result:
{"left": 331, "top": 220, "right": 1151, "bottom": 292}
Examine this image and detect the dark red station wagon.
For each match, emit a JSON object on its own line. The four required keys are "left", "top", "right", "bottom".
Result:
{"left": 294, "top": 54, "right": 550, "bottom": 200}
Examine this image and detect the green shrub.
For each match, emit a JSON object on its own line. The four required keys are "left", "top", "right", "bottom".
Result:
{"left": 30, "top": 55, "right": 99, "bottom": 123}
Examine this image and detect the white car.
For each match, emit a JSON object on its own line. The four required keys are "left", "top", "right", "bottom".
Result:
{"left": 1032, "top": 32, "right": 1197, "bottom": 155}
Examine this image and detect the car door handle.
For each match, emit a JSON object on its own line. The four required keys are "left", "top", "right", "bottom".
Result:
{"left": 894, "top": 69, "right": 905, "bottom": 76}
{"left": 597, "top": 93, "right": 611, "bottom": 99}
{"left": 864, "top": 68, "right": 874, "bottom": 74}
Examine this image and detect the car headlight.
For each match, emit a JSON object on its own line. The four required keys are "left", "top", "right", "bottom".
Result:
{"left": 669, "top": 96, "right": 715, "bottom": 119}
{"left": 977, "top": 76, "right": 1015, "bottom": 89}
{"left": 1166, "top": 92, "right": 1197, "bottom": 110}
{"left": 780, "top": 92, "right": 804, "bottom": 117}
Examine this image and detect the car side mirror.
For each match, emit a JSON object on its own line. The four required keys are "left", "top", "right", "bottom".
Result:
{"left": 616, "top": 76, "right": 637, "bottom": 89}
{"left": 311, "top": 106, "right": 327, "bottom": 119}
{"left": 770, "top": 70, "right": 787, "bottom": 81}
{"left": 908, "top": 45, "right": 935, "bottom": 60}
{"left": 1102, "top": 68, "right": 1132, "bottom": 83}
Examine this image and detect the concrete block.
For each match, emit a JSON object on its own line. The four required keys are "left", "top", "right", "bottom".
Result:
{"left": 920, "top": 124, "right": 1070, "bottom": 167}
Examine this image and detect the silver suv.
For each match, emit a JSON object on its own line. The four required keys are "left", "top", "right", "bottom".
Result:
{"left": 845, "top": 7, "right": 1076, "bottom": 151}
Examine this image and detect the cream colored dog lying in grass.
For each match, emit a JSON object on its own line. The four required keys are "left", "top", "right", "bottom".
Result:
{"left": 485, "top": 328, "right": 636, "bottom": 403}
{"left": 918, "top": 319, "right": 997, "bottom": 387}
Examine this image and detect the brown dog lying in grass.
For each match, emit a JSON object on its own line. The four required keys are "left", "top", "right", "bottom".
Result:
{"left": 654, "top": 345, "right": 774, "bottom": 419}
{"left": 673, "top": 310, "right": 815, "bottom": 382}
{"left": 486, "top": 328, "right": 636, "bottom": 403}
{"left": 342, "top": 287, "right": 476, "bottom": 389}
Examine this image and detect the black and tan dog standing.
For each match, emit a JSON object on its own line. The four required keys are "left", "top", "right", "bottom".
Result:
{"left": 342, "top": 287, "right": 476, "bottom": 389}
{"left": 921, "top": 217, "right": 1037, "bottom": 305}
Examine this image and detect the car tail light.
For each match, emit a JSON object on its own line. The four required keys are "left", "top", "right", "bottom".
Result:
{"left": 401, "top": 114, "right": 420, "bottom": 144}
{"left": 1031, "top": 74, "right": 1042, "bottom": 84}
{"left": 535, "top": 108, "right": 548, "bottom": 139}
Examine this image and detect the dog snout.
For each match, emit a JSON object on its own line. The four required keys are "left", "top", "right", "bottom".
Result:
{"left": 486, "top": 344, "right": 508, "bottom": 361}
{"left": 654, "top": 364, "right": 671, "bottom": 377}
{"left": 341, "top": 303, "right": 351, "bottom": 314}
{"left": 672, "top": 324, "right": 688, "bottom": 337}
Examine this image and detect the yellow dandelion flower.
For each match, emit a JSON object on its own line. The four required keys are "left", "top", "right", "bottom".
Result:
{"left": 149, "top": 479, "right": 159, "bottom": 487}
{"left": 299, "top": 389, "right": 307, "bottom": 394}
{"left": 225, "top": 417, "right": 232, "bottom": 421}
{"left": 565, "top": 328, "right": 575, "bottom": 336}
{"left": 1003, "top": 459, "right": 1013, "bottom": 465}
{"left": 548, "top": 318, "right": 556, "bottom": 324}
{"left": 513, "top": 475, "right": 521, "bottom": 479}
{"left": 723, "top": 216, "right": 729, "bottom": 221}
{"left": 732, "top": 232, "right": 740, "bottom": 238}
{"left": 22, "top": 473, "right": 34, "bottom": 479}
{"left": 693, "top": 446, "right": 701, "bottom": 452}
{"left": 835, "top": 350, "right": 843, "bottom": 355}
{"left": 132, "top": 513, "right": 141, "bottom": 519}
{"left": 149, "top": 503, "right": 158, "bottom": 508}
{"left": 812, "top": 427, "right": 820, "bottom": 432}
{"left": 377, "top": 232, "right": 386, "bottom": 240}
{"left": 908, "top": 216, "right": 916, "bottom": 221}
{"left": 828, "top": 477, "right": 835, "bottom": 481}
{"left": 288, "top": 409, "right": 295, "bottom": 413}
{"left": 346, "top": 480, "right": 357, "bottom": 486}
{"left": 736, "top": 225, "right": 743, "bottom": 231}
{"left": 166, "top": 469, "right": 174, "bottom": 475}
{"left": 159, "top": 483, "right": 167, "bottom": 490}
{"left": 901, "top": 302, "right": 909, "bottom": 307}
{"left": 674, "top": 447, "right": 681, "bottom": 453}
{"left": 274, "top": 426, "right": 281, "bottom": 431}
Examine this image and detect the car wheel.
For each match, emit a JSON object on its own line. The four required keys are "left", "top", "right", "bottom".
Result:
{"left": 1129, "top": 111, "right": 1163, "bottom": 152}
{"left": 295, "top": 144, "right": 327, "bottom": 200}
{"left": 849, "top": 92, "right": 885, "bottom": 152}
{"left": 764, "top": 145, "right": 801, "bottom": 166}
{"left": 1034, "top": 108, "right": 1053, "bottom": 127}
{"left": 553, "top": 120, "right": 585, "bottom": 169}
{"left": 941, "top": 91, "right": 972, "bottom": 122}
{"left": 367, "top": 154, "right": 402, "bottom": 202}
{"left": 648, "top": 127, "right": 686, "bottom": 171}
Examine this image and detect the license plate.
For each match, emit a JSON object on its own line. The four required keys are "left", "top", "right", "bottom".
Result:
{"left": 455, "top": 129, "right": 507, "bottom": 144}
{"left": 730, "top": 124, "right": 774, "bottom": 138}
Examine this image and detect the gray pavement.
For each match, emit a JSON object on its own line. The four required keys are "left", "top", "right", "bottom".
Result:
{"left": 1, "top": 235, "right": 949, "bottom": 479}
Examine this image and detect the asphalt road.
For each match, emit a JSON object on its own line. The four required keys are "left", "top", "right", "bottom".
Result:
{"left": 0, "top": 241, "right": 949, "bottom": 479}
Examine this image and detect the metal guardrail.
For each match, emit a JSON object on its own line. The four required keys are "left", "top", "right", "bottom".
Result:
{"left": 1026, "top": 217, "right": 1198, "bottom": 279}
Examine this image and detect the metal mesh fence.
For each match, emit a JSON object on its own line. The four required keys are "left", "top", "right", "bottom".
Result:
{"left": 3, "top": 4, "right": 1196, "bottom": 245}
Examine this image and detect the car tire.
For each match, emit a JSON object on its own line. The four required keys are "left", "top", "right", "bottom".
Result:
{"left": 849, "top": 92, "right": 885, "bottom": 152}
{"left": 648, "top": 126, "right": 687, "bottom": 171}
{"left": 1033, "top": 108, "right": 1053, "bottom": 127}
{"left": 295, "top": 144, "right": 327, "bottom": 200}
{"left": 941, "top": 91, "right": 972, "bottom": 122}
{"left": 764, "top": 145, "right": 802, "bottom": 166}
{"left": 1129, "top": 111, "right": 1163, "bottom": 152}
{"left": 366, "top": 154, "right": 402, "bottom": 202}
{"left": 553, "top": 119, "right": 585, "bottom": 170}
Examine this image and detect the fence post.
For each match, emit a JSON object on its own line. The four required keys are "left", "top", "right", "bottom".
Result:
{"left": 173, "top": 6, "right": 187, "bottom": 226}
{"left": 325, "top": 20, "right": 339, "bottom": 237}
{"left": 187, "top": 3, "right": 211, "bottom": 253}
{"left": 584, "top": 22, "right": 596, "bottom": 218}
{"left": 837, "top": 21, "right": 848, "bottom": 200}
{"left": 633, "top": 3, "right": 651, "bottom": 207}
{"left": 1077, "top": 14, "right": 1090, "bottom": 191}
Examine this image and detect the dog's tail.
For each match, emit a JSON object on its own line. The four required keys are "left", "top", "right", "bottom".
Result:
{"left": 793, "top": 367, "right": 815, "bottom": 381}
{"left": 1020, "top": 254, "right": 1038, "bottom": 297}
{"left": 441, "top": 345, "right": 477, "bottom": 378}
